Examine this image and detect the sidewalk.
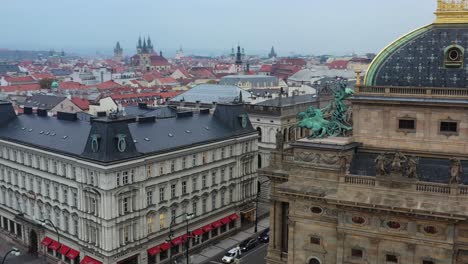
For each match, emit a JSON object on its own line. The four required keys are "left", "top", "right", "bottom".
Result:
{"left": 190, "top": 217, "right": 270, "bottom": 264}
{"left": 0, "top": 232, "right": 44, "bottom": 264}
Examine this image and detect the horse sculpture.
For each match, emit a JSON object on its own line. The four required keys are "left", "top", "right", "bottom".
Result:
{"left": 298, "top": 82, "right": 354, "bottom": 138}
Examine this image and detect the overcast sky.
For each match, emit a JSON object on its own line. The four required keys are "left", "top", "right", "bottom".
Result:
{"left": 0, "top": 0, "right": 436, "bottom": 56}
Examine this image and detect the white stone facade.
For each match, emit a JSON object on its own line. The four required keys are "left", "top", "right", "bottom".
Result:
{"left": 0, "top": 134, "right": 258, "bottom": 264}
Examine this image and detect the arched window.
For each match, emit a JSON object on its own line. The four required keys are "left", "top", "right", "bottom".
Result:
{"left": 256, "top": 127, "right": 262, "bottom": 142}
{"left": 309, "top": 258, "right": 321, "bottom": 264}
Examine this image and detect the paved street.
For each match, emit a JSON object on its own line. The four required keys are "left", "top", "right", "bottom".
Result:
{"left": 202, "top": 242, "right": 268, "bottom": 264}
{"left": 0, "top": 233, "right": 45, "bottom": 264}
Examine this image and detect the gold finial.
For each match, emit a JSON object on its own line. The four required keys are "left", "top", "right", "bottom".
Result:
{"left": 435, "top": 0, "right": 468, "bottom": 23}
{"left": 355, "top": 70, "right": 362, "bottom": 87}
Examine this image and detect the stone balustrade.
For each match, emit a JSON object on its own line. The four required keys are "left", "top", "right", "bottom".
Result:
{"left": 355, "top": 85, "right": 468, "bottom": 99}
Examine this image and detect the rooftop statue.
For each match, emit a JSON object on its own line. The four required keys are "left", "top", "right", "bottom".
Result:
{"left": 298, "top": 81, "right": 354, "bottom": 138}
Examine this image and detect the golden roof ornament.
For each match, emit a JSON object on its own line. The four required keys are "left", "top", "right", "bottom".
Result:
{"left": 435, "top": 0, "right": 468, "bottom": 23}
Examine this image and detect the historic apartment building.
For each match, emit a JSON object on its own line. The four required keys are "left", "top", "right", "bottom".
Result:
{"left": 263, "top": 1, "right": 468, "bottom": 264}
{"left": 0, "top": 101, "right": 258, "bottom": 264}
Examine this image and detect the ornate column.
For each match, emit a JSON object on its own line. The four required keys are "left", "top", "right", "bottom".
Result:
{"left": 336, "top": 230, "right": 345, "bottom": 264}
{"left": 287, "top": 219, "right": 295, "bottom": 264}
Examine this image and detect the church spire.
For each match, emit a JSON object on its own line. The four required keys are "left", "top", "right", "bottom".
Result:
{"left": 147, "top": 36, "right": 154, "bottom": 53}
{"left": 269, "top": 46, "right": 277, "bottom": 59}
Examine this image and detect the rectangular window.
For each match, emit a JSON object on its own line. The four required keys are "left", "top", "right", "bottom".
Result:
{"left": 160, "top": 164, "right": 164, "bottom": 175}
{"left": 130, "top": 169, "right": 134, "bottom": 182}
{"left": 229, "top": 167, "right": 234, "bottom": 179}
{"left": 147, "top": 165, "right": 152, "bottom": 177}
{"left": 211, "top": 151, "right": 215, "bottom": 162}
{"left": 193, "top": 177, "right": 198, "bottom": 191}
{"left": 159, "top": 187, "right": 165, "bottom": 202}
{"left": 440, "top": 121, "right": 458, "bottom": 133}
{"left": 221, "top": 192, "right": 225, "bottom": 206}
{"left": 182, "top": 181, "right": 187, "bottom": 195}
{"left": 182, "top": 157, "right": 186, "bottom": 169}
{"left": 221, "top": 169, "right": 226, "bottom": 182}
{"left": 160, "top": 213, "right": 166, "bottom": 229}
{"left": 229, "top": 189, "right": 234, "bottom": 203}
{"left": 211, "top": 194, "right": 216, "bottom": 210}
{"left": 117, "top": 173, "right": 120, "bottom": 186}
{"left": 221, "top": 148, "right": 225, "bottom": 159}
{"left": 351, "top": 249, "right": 363, "bottom": 258}
{"left": 398, "top": 119, "right": 415, "bottom": 130}
{"left": 147, "top": 215, "right": 153, "bottom": 233}
{"left": 171, "top": 209, "right": 176, "bottom": 223}
{"left": 147, "top": 191, "right": 153, "bottom": 206}
{"left": 54, "top": 185, "right": 59, "bottom": 201}
{"left": 229, "top": 146, "right": 234, "bottom": 156}
{"left": 192, "top": 154, "right": 197, "bottom": 166}
{"left": 202, "top": 198, "right": 207, "bottom": 213}
{"left": 122, "top": 171, "right": 129, "bottom": 184}
{"left": 202, "top": 175, "right": 207, "bottom": 188}
{"left": 310, "top": 237, "right": 321, "bottom": 245}
{"left": 211, "top": 171, "right": 216, "bottom": 185}
{"left": 171, "top": 160, "right": 175, "bottom": 172}
{"left": 386, "top": 255, "right": 398, "bottom": 263}
{"left": 63, "top": 188, "right": 68, "bottom": 204}
{"left": 73, "top": 191, "right": 77, "bottom": 207}
{"left": 192, "top": 201, "right": 197, "bottom": 216}
{"left": 73, "top": 219, "right": 78, "bottom": 235}
{"left": 123, "top": 197, "right": 129, "bottom": 213}
{"left": 244, "top": 142, "right": 249, "bottom": 152}
{"left": 123, "top": 225, "right": 130, "bottom": 243}
{"left": 171, "top": 184, "right": 176, "bottom": 198}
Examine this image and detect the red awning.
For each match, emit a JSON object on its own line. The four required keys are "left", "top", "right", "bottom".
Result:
{"left": 41, "top": 237, "right": 53, "bottom": 246}
{"left": 171, "top": 237, "right": 183, "bottom": 246}
{"left": 49, "top": 241, "right": 61, "bottom": 251}
{"left": 221, "top": 217, "right": 232, "bottom": 225}
{"left": 192, "top": 228, "right": 204, "bottom": 236}
{"left": 80, "top": 256, "right": 103, "bottom": 264}
{"left": 147, "top": 246, "right": 161, "bottom": 256}
{"left": 212, "top": 220, "right": 223, "bottom": 228}
{"left": 181, "top": 234, "right": 188, "bottom": 242}
{"left": 160, "top": 242, "right": 172, "bottom": 251}
{"left": 202, "top": 224, "right": 213, "bottom": 232}
{"left": 229, "top": 213, "right": 239, "bottom": 220}
{"left": 58, "top": 245, "right": 70, "bottom": 255}
{"left": 66, "top": 249, "right": 80, "bottom": 260}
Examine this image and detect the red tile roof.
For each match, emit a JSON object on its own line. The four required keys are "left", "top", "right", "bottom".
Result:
{"left": 71, "top": 97, "right": 90, "bottom": 110}
{"left": 31, "top": 72, "right": 55, "bottom": 80}
{"left": 59, "top": 81, "right": 87, "bottom": 90}
{"left": 97, "top": 80, "right": 121, "bottom": 90}
{"left": 4, "top": 76, "right": 36, "bottom": 83}
{"left": 0, "top": 83, "right": 41, "bottom": 92}
{"left": 259, "top": 65, "right": 273, "bottom": 72}
{"left": 156, "top": 77, "right": 178, "bottom": 84}
{"left": 327, "top": 60, "right": 349, "bottom": 69}
{"left": 111, "top": 91, "right": 180, "bottom": 100}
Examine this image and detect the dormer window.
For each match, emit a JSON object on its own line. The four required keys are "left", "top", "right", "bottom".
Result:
{"left": 444, "top": 45, "right": 464, "bottom": 68}
{"left": 116, "top": 134, "right": 127, "bottom": 153}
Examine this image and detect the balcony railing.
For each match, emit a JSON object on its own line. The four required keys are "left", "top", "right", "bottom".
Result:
{"left": 344, "top": 175, "right": 468, "bottom": 196}
{"left": 355, "top": 85, "right": 468, "bottom": 99}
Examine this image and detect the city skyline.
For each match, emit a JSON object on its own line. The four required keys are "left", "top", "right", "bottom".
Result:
{"left": 1, "top": 0, "right": 436, "bottom": 56}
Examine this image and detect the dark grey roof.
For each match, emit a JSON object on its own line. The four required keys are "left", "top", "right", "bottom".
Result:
{"left": 24, "top": 94, "right": 66, "bottom": 110}
{"left": 220, "top": 75, "right": 279, "bottom": 87}
{"left": 50, "top": 69, "right": 72, "bottom": 76}
{"left": 0, "top": 64, "right": 20, "bottom": 75}
{"left": 124, "top": 105, "right": 177, "bottom": 118}
{"left": 0, "top": 103, "right": 255, "bottom": 164}
{"left": 369, "top": 24, "right": 468, "bottom": 88}
{"left": 350, "top": 151, "right": 468, "bottom": 185}
{"left": 256, "top": 94, "right": 316, "bottom": 107}
{"left": 171, "top": 84, "right": 252, "bottom": 104}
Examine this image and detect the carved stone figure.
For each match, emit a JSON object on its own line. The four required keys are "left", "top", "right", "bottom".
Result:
{"left": 449, "top": 158, "right": 463, "bottom": 184}
{"left": 340, "top": 155, "right": 352, "bottom": 175}
{"left": 375, "top": 153, "right": 387, "bottom": 176}
{"left": 391, "top": 152, "right": 407, "bottom": 175}
{"left": 406, "top": 156, "right": 419, "bottom": 179}
{"left": 275, "top": 129, "right": 284, "bottom": 150}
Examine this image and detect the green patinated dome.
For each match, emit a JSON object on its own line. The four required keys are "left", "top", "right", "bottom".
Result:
{"left": 51, "top": 81, "right": 59, "bottom": 89}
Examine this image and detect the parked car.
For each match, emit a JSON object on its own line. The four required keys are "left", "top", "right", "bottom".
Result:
{"left": 239, "top": 238, "right": 257, "bottom": 252}
{"left": 258, "top": 228, "right": 270, "bottom": 243}
{"left": 222, "top": 247, "right": 241, "bottom": 263}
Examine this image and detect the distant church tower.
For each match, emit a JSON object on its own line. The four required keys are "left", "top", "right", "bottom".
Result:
{"left": 268, "top": 46, "right": 277, "bottom": 59}
{"left": 114, "top": 42, "right": 123, "bottom": 61}
{"left": 235, "top": 45, "right": 245, "bottom": 73}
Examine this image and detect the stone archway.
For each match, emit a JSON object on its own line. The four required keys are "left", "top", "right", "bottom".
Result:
{"left": 29, "top": 229, "right": 38, "bottom": 255}
{"left": 308, "top": 257, "right": 321, "bottom": 264}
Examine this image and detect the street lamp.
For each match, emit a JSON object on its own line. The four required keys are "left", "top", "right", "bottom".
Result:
{"left": 254, "top": 179, "right": 270, "bottom": 233}
{"left": 1, "top": 247, "right": 20, "bottom": 264}
{"left": 38, "top": 219, "right": 60, "bottom": 244}
{"left": 167, "top": 213, "right": 194, "bottom": 264}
